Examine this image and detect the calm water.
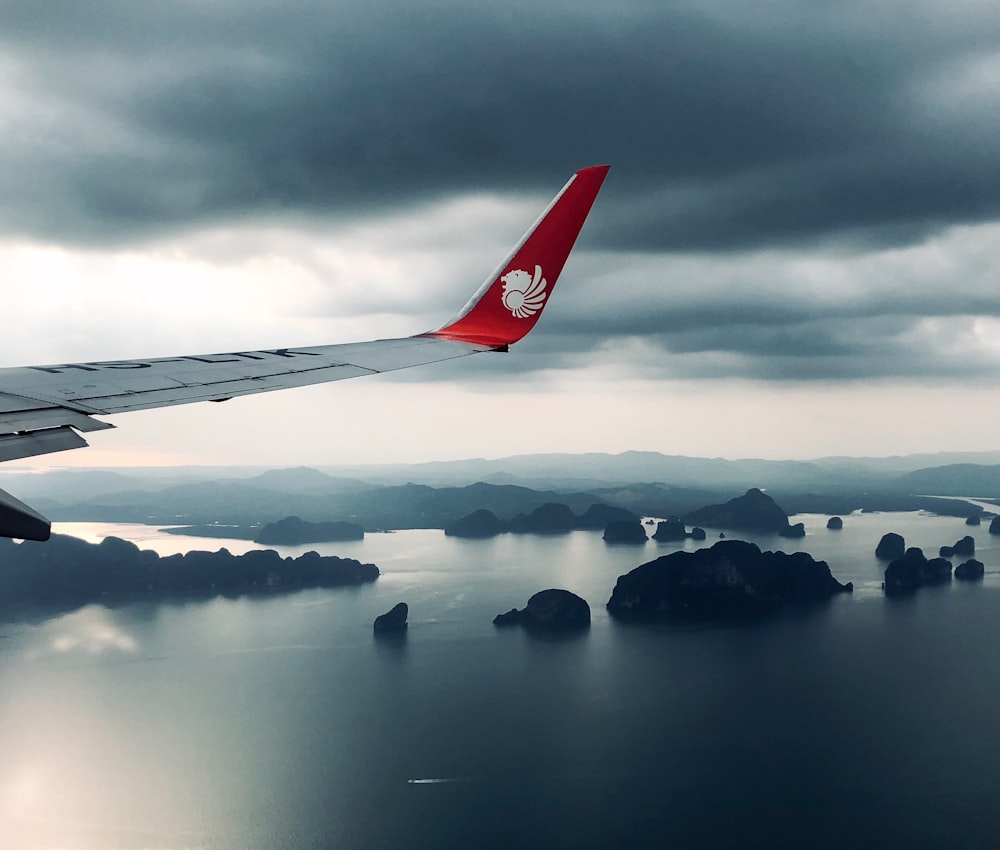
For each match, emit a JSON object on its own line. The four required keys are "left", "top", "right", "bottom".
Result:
{"left": 2, "top": 511, "right": 1000, "bottom": 850}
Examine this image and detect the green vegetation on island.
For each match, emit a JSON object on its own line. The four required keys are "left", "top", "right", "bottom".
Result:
{"left": 0, "top": 534, "right": 378, "bottom": 610}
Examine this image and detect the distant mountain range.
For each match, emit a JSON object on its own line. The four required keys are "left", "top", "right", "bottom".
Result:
{"left": 322, "top": 450, "right": 1000, "bottom": 492}
{"left": 2, "top": 450, "right": 998, "bottom": 532}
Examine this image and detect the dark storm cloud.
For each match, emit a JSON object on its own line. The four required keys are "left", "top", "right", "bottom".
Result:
{"left": 3, "top": 0, "right": 1000, "bottom": 249}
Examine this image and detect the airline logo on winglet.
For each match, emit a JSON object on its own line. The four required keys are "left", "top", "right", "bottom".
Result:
{"left": 501, "top": 265, "right": 547, "bottom": 318}
{"left": 424, "top": 164, "right": 609, "bottom": 347}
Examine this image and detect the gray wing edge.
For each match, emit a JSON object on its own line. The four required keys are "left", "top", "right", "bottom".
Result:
{"left": 0, "top": 335, "right": 493, "bottom": 538}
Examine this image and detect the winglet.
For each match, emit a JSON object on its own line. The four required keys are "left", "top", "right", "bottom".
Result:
{"left": 425, "top": 165, "right": 609, "bottom": 348}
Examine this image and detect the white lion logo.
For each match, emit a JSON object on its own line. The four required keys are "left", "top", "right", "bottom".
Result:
{"left": 501, "top": 265, "right": 547, "bottom": 318}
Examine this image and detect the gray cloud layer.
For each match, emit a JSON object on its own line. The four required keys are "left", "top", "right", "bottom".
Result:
{"left": 3, "top": 0, "right": 1000, "bottom": 250}
{"left": 4, "top": 1, "right": 1000, "bottom": 393}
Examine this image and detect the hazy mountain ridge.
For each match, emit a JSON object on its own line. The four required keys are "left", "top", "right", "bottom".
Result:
{"left": 36, "top": 479, "right": 616, "bottom": 531}
{"left": 313, "top": 450, "right": 1000, "bottom": 489}
{"left": 4, "top": 450, "right": 999, "bottom": 531}
{"left": 892, "top": 464, "right": 1000, "bottom": 497}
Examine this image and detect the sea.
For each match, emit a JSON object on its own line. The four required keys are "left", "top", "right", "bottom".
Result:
{"left": 2, "top": 509, "right": 1000, "bottom": 850}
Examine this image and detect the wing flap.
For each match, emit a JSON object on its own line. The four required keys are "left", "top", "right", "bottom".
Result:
{"left": 0, "top": 426, "right": 89, "bottom": 462}
{"left": 0, "top": 400, "right": 115, "bottom": 434}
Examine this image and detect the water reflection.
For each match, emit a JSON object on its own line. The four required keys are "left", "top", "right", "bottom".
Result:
{"left": 38, "top": 605, "right": 138, "bottom": 656}
{"left": 373, "top": 628, "right": 409, "bottom": 657}
{"left": 2, "top": 514, "right": 999, "bottom": 849}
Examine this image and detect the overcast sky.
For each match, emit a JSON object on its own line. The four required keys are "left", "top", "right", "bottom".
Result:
{"left": 2, "top": 0, "right": 999, "bottom": 469}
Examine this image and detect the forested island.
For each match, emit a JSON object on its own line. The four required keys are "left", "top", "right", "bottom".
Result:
{"left": 606, "top": 540, "right": 852, "bottom": 621}
{"left": 2, "top": 454, "right": 998, "bottom": 618}
{"left": 164, "top": 515, "right": 365, "bottom": 545}
{"left": 0, "top": 534, "right": 378, "bottom": 608}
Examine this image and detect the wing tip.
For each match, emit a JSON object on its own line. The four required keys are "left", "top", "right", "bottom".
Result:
{"left": 425, "top": 165, "right": 610, "bottom": 348}
{"left": 0, "top": 487, "right": 52, "bottom": 541}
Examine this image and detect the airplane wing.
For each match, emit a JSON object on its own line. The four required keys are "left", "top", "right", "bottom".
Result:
{"left": 0, "top": 164, "right": 610, "bottom": 540}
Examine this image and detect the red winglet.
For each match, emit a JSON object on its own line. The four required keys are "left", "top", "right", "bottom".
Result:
{"left": 425, "top": 165, "right": 610, "bottom": 348}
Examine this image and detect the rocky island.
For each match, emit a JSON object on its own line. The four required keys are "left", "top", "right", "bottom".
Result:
{"left": 494, "top": 589, "right": 591, "bottom": 630}
{"left": 955, "top": 559, "right": 985, "bottom": 581}
{"left": 603, "top": 520, "right": 648, "bottom": 543}
{"left": 651, "top": 519, "right": 706, "bottom": 542}
{"left": 374, "top": 602, "right": 408, "bottom": 631}
{"left": 683, "top": 488, "right": 799, "bottom": 535}
{"left": 254, "top": 515, "right": 364, "bottom": 545}
{"left": 883, "top": 547, "right": 952, "bottom": 593}
{"left": 444, "top": 508, "right": 506, "bottom": 538}
{"left": 606, "top": 540, "right": 852, "bottom": 621}
{"left": 939, "top": 535, "right": 975, "bottom": 558}
{"left": 0, "top": 534, "right": 378, "bottom": 608}
{"left": 445, "top": 503, "right": 640, "bottom": 538}
{"left": 876, "top": 532, "right": 906, "bottom": 561}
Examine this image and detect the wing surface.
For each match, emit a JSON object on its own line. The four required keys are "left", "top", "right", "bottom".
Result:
{"left": 0, "top": 165, "right": 609, "bottom": 539}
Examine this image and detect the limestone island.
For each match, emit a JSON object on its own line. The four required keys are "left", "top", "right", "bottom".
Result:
{"left": 444, "top": 508, "right": 506, "bottom": 538}
{"left": 883, "top": 547, "right": 952, "bottom": 593}
{"left": 603, "top": 520, "right": 648, "bottom": 543}
{"left": 955, "top": 559, "right": 985, "bottom": 581}
{"left": 606, "top": 539, "right": 852, "bottom": 621}
{"left": 374, "top": 602, "right": 408, "bottom": 632}
{"left": 254, "top": 515, "right": 365, "bottom": 545}
{"left": 0, "top": 534, "right": 378, "bottom": 608}
{"left": 445, "top": 503, "right": 640, "bottom": 539}
{"left": 494, "top": 589, "right": 591, "bottom": 630}
{"left": 876, "top": 532, "right": 906, "bottom": 561}
{"left": 651, "top": 519, "right": 706, "bottom": 542}
{"left": 683, "top": 488, "right": 800, "bottom": 536}
{"left": 939, "top": 535, "right": 975, "bottom": 558}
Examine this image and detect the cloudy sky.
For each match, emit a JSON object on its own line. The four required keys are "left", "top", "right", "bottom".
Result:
{"left": 2, "top": 0, "right": 999, "bottom": 469}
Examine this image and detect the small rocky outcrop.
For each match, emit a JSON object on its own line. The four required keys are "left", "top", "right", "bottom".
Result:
{"left": 779, "top": 522, "right": 805, "bottom": 539}
{"left": 827, "top": 516, "right": 843, "bottom": 530}
{"left": 991, "top": 517, "right": 1000, "bottom": 535}
{"left": 953, "top": 535, "right": 976, "bottom": 557}
{"left": 577, "top": 504, "right": 640, "bottom": 530}
{"left": 444, "top": 509, "right": 506, "bottom": 538}
{"left": 883, "top": 548, "right": 952, "bottom": 593}
{"left": 603, "top": 520, "right": 648, "bottom": 543}
{"left": 374, "top": 602, "right": 408, "bottom": 631}
{"left": 941, "top": 537, "right": 976, "bottom": 558}
{"left": 606, "top": 540, "right": 852, "bottom": 621}
{"left": 508, "top": 503, "right": 576, "bottom": 535}
{"left": 651, "top": 519, "right": 707, "bottom": 542}
{"left": 955, "top": 559, "right": 985, "bottom": 581}
{"left": 966, "top": 515, "right": 981, "bottom": 526}
{"left": 652, "top": 518, "right": 687, "bottom": 541}
{"left": 494, "top": 589, "right": 590, "bottom": 630}
{"left": 683, "top": 488, "right": 790, "bottom": 534}
{"left": 876, "top": 532, "right": 906, "bottom": 561}
{"left": 254, "top": 516, "right": 364, "bottom": 545}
